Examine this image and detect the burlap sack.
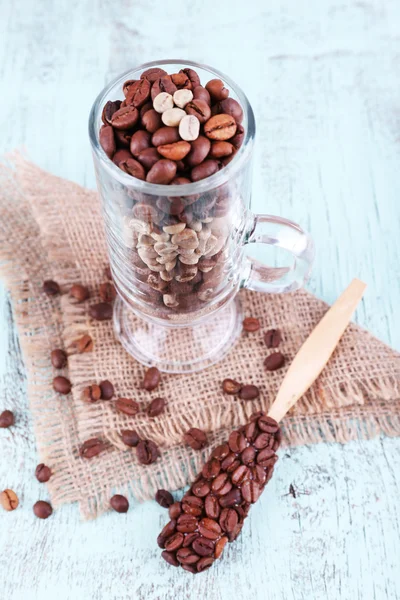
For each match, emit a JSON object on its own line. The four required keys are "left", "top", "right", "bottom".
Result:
{"left": 1, "top": 153, "right": 399, "bottom": 519}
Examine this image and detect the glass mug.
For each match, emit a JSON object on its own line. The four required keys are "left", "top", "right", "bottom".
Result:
{"left": 89, "top": 60, "right": 314, "bottom": 373}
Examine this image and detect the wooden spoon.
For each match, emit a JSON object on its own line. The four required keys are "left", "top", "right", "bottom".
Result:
{"left": 268, "top": 278, "right": 367, "bottom": 423}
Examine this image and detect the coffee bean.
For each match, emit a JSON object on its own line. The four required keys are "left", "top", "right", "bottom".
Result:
{"left": 50, "top": 348, "right": 67, "bottom": 369}
{"left": 99, "top": 125, "right": 116, "bottom": 158}
{"left": 35, "top": 464, "right": 52, "bottom": 483}
{"left": 228, "top": 431, "right": 247, "bottom": 453}
{"left": 253, "top": 433, "right": 271, "bottom": 449}
{"left": 192, "top": 536, "right": 215, "bottom": 556}
{"left": 97, "top": 380, "right": 114, "bottom": 401}
{"left": 238, "top": 385, "right": 260, "bottom": 401}
{"left": 114, "top": 129, "right": 132, "bottom": 148}
{"left": 197, "top": 556, "right": 214, "bottom": 572}
{"left": 110, "top": 494, "right": 129, "bottom": 513}
{"left": 99, "top": 282, "right": 116, "bottom": 303}
{"left": 0, "top": 489, "right": 19, "bottom": 511}
{"left": 257, "top": 447, "right": 277, "bottom": 468}
{"left": 219, "top": 487, "right": 242, "bottom": 508}
{"left": 43, "top": 280, "right": 60, "bottom": 296}
{"left": 80, "top": 438, "right": 106, "bottom": 459}
{"left": 242, "top": 480, "right": 261, "bottom": 503}
{"left": 210, "top": 443, "right": 230, "bottom": 461}
{"left": 89, "top": 302, "right": 113, "bottom": 321}
{"left": 191, "top": 159, "right": 220, "bottom": 182}
{"left": 231, "top": 123, "right": 245, "bottom": 149}
{"left": 202, "top": 458, "right": 221, "bottom": 480}
{"left": 177, "top": 514, "right": 198, "bottom": 533}
{"left": 211, "top": 473, "right": 232, "bottom": 496}
{"left": 137, "top": 147, "right": 161, "bottom": 170}
{"left": 115, "top": 397, "right": 139, "bottom": 416}
{"left": 171, "top": 72, "right": 191, "bottom": 89}
{"left": 173, "top": 89, "right": 193, "bottom": 109}
{"left": 264, "top": 352, "right": 285, "bottom": 371}
{"left": 155, "top": 489, "right": 174, "bottom": 508}
{"left": 209, "top": 141, "right": 234, "bottom": 159}
{"left": 179, "top": 114, "right": 200, "bottom": 141}
{"left": 147, "top": 159, "right": 177, "bottom": 184}
{"left": 240, "top": 446, "right": 256, "bottom": 465}
{"left": 243, "top": 421, "right": 258, "bottom": 442}
{"left": 142, "top": 366, "right": 161, "bottom": 391}
{"left": 243, "top": 317, "right": 260, "bottom": 332}
{"left": 111, "top": 105, "right": 139, "bottom": 130}
{"left": 157, "top": 141, "right": 191, "bottom": 161}
{"left": 165, "top": 532, "right": 184, "bottom": 552}
{"left": 142, "top": 108, "right": 163, "bottom": 133}
{"left": 257, "top": 415, "right": 279, "bottom": 434}
{"left": 130, "top": 130, "right": 152, "bottom": 157}
{"left": 169, "top": 502, "right": 182, "bottom": 519}
{"left": 221, "top": 453, "right": 240, "bottom": 473}
{"left": 193, "top": 85, "right": 211, "bottom": 105}
{"left": 147, "top": 397, "right": 166, "bottom": 418}
{"left": 191, "top": 479, "right": 211, "bottom": 498}
{"left": 70, "top": 283, "right": 90, "bottom": 302}
{"left": 182, "top": 532, "right": 199, "bottom": 548}
{"left": 222, "top": 378, "right": 241, "bottom": 395}
{"left": 102, "top": 100, "right": 122, "bottom": 125}
{"left": 152, "top": 126, "right": 180, "bottom": 147}
{"left": 162, "top": 107, "right": 186, "bottom": 127}
{"left": 136, "top": 439, "right": 159, "bottom": 465}
{"left": 231, "top": 464, "right": 250, "bottom": 486}
{"left": 176, "top": 547, "right": 200, "bottom": 565}
{"left": 183, "top": 428, "right": 208, "bottom": 450}
{"left": 205, "top": 79, "right": 229, "bottom": 102}
{"left": 184, "top": 136, "right": 210, "bottom": 168}
{"left": 53, "top": 376, "right": 71, "bottom": 395}
{"left": 204, "top": 114, "right": 237, "bottom": 141}
{"left": 219, "top": 98, "right": 244, "bottom": 124}
{"left": 141, "top": 67, "right": 168, "bottom": 82}
{"left": 219, "top": 507, "right": 238, "bottom": 533}
{"left": 264, "top": 328, "right": 282, "bottom": 348}
{"left": 185, "top": 99, "right": 211, "bottom": 124}
{"left": 161, "top": 550, "right": 180, "bottom": 567}
{"left": 179, "top": 68, "right": 200, "bottom": 89}
{"left": 151, "top": 76, "right": 177, "bottom": 100}
{"left": 72, "top": 334, "right": 93, "bottom": 353}
{"left": 214, "top": 535, "right": 228, "bottom": 559}
{"left": 121, "top": 429, "right": 140, "bottom": 447}
{"left": 0, "top": 410, "right": 14, "bottom": 428}
{"left": 33, "top": 500, "right": 53, "bottom": 519}
{"left": 82, "top": 384, "right": 101, "bottom": 403}
{"left": 251, "top": 464, "right": 267, "bottom": 487}
{"left": 125, "top": 79, "right": 151, "bottom": 108}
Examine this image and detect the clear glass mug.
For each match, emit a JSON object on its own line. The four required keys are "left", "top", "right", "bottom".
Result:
{"left": 89, "top": 60, "right": 314, "bottom": 373}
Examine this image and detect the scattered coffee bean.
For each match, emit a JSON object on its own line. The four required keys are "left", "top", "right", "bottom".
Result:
{"left": 82, "top": 384, "right": 102, "bottom": 403}
{"left": 155, "top": 489, "right": 174, "bottom": 508}
{"left": 53, "top": 376, "right": 71, "bottom": 395}
{"left": 264, "top": 352, "right": 285, "bottom": 371}
{"left": 50, "top": 349, "right": 67, "bottom": 369}
{"left": 222, "top": 378, "right": 241, "bottom": 395}
{"left": 89, "top": 302, "right": 113, "bottom": 321}
{"left": 136, "top": 439, "right": 159, "bottom": 465}
{"left": 0, "top": 489, "right": 19, "bottom": 511}
{"left": 183, "top": 428, "right": 208, "bottom": 450}
{"left": 33, "top": 500, "right": 53, "bottom": 519}
{"left": 243, "top": 317, "right": 260, "bottom": 332}
{"left": 115, "top": 397, "right": 139, "bottom": 416}
{"left": 70, "top": 283, "right": 90, "bottom": 302}
{"left": 169, "top": 502, "right": 182, "bottom": 519}
{"left": 80, "top": 438, "right": 106, "bottom": 459}
{"left": 43, "top": 280, "right": 60, "bottom": 296}
{"left": 121, "top": 429, "right": 140, "bottom": 447}
{"left": 147, "top": 397, "right": 166, "bottom": 418}
{"left": 0, "top": 410, "right": 15, "bottom": 428}
{"left": 72, "top": 334, "right": 94, "bottom": 353}
{"left": 142, "top": 366, "right": 161, "bottom": 391}
{"left": 35, "top": 464, "right": 52, "bottom": 483}
{"left": 99, "top": 380, "right": 114, "bottom": 400}
{"left": 264, "top": 328, "right": 282, "bottom": 348}
{"left": 99, "top": 282, "right": 117, "bottom": 303}
{"left": 110, "top": 494, "right": 129, "bottom": 513}
{"left": 238, "top": 384, "right": 260, "bottom": 401}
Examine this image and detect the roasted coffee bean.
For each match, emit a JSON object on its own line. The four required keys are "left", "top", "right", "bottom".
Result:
{"left": 264, "top": 328, "right": 282, "bottom": 348}
{"left": 191, "top": 159, "right": 220, "bottom": 182}
{"left": 125, "top": 79, "right": 151, "bottom": 107}
{"left": 251, "top": 464, "right": 267, "bottom": 487}
{"left": 136, "top": 439, "right": 159, "bottom": 465}
{"left": 120, "top": 157, "right": 146, "bottom": 179}
{"left": 110, "top": 494, "right": 129, "bottom": 513}
{"left": 35, "top": 464, "right": 52, "bottom": 483}
{"left": 140, "top": 101, "right": 154, "bottom": 118}
{"left": 242, "top": 480, "right": 261, "bottom": 503}
{"left": 193, "top": 85, "right": 211, "bottom": 105}
{"left": 231, "top": 123, "right": 245, "bottom": 149}
{"left": 82, "top": 384, "right": 101, "bottom": 403}
{"left": 238, "top": 385, "right": 260, "bottom": 401}
{"left": 176, "top": 547, "right": 200, "bottom": 565}
{"left": 219, "top": 98, "right": 244, "bottom": 124}
{"left": 165, "top": 532, "right": 184, "bottom": 552}
{"left": 219, "top": 487, "right": 242, "bottom": 508}
{"left": 89, "top": 302, "right": 113, "bottom": 321}
{"left": 142, "top": 366, "right": 161, "bottom": 391}
{"left": 161, "top": 550, "right": 180, "bottom": 567}
{"left": 243, "top": 316, "right": 260, "bottom": 332}
{"left": 137, "top": 147, "right": 161, "bottom": 170}
{"left": 243, "top": 421, "right": 258, "bottom": 442}
{"left": 70, "top": 283, "right": 90, "bottom": 302}
{"left": 257, "top": 415, "right": 279, "bottom": 434}
{"left": 147, "top": 159, "right": 177, "bottom": 184}
{"left": 99, "top": 282, "right": 116, "bottom": 303}
{"left": 152, "top": 126, "right": 180, "bottom": 147}
{"left": 183, "top": 428, "right": 207, "bottom": 450}
{"left": 204, "top": 114, "right": 237, "bottom": 141}
{"left": 155, "top": 489, "right": 174, "bottom": 508}
{"left": 151, "top": 76, "right": 177, "bottom": 100}
{"left": 130, "top": 130, "right": 152, "bottom": 157}
{"left": 197, "top": 556, "right": 214, "bottom": 572}
{"left": 209, "top": 141, "right": 234, "bottom": 159}
{"left": 133, "top": 202, "right": 158, "bottom": 222}
{"left": 222, "top": 378, "right": 241, "bottom": 395}
{"left": 169, "top": 502, "right": 182, "bottom": 519}
{"left": 192, "top": 536, "right": 215, "bottom": 556}
{"left": 80, "top": 437, "right": 106, "bottom": 459}
{"left": 204, "top": 495, "right": 220, "bottom": 519}
{"left": 221, "top": 453, "right": 240, "bottom": 473}
{"left": 179, "top": 114, "right": 200, "bottom": 141}
{"left": 185, "top": 99, "right": 211, "bottom": 124}
{"left": 180, "top": 68, "right": 200, "bottom": 89}
{"left": 99, "top": 125, "right": 116, "bottom": 158}
{"left": 53, "top": 376, "right": 71, "bottom": 395}
{"left": 210, "top": 443, "right": 230, "bottom": 461}
{"left": 99, "top": 380, "right": 114, "bottom": 400}
{"left": 181, "top": 532, "right": 198, "bottom": 548}
{"left": 228, "top": 431, "right": 247, "bottom": 453}
{"left": 182, "top": 495, "right": 203, "bottom": 516}
{"left": 157, "top": 141, "right": 191, "bottom": 161}
{"left": 123, "top": 79, "right": 138, "bottom": 97}
{"left": 240, "top": 446, "right": 256, "bottom": 465}
{"left": 186, "top": 135, "right": 211, "bottom": 167}
{"left": 177, "top": 514, "right": 198, "bottom": 533}
{"left": 191, "top": 479, "right": 211, "bottom": 498}
{"left": 142, "top": 108, "right": 163, "bottom": 133}
{"left": 33, "top": 500, "right": 53, "bottom": 519}
{"left": 115, "top": 397, "right": 139, "bottom": 416}
{"left": 202, "top": 458, "right": 221, "bottom": 480}
{"left": 254, "top": 432, "right": 271, "bottom": 449}
{"left": 205, "top": 79, "right": 229, "bottom": 102}
{"left": 121, "top": 429, "right": 140, "bottom": 447}
{"left": 214, "top": 536, "right": 228, "bottom": 559}
{"left": 171, "top": 72, "right": 191, "bottom": 89}
{"left": 72, "top": 334, "right": 93, "bottom": 353}
{"left": 219, "top": 507, "right": 238, "bottom": 533}
{"left": 0, "top": 410, "right": 14, "bottom": 428}
{"left": 43, "top": 280, "right": 60, "bottom": 296}
{"left": 147, "top": 397, "right": 166, "bottom": 418}
{"left": 211, "top": 473, "right": 232, "bottom": 496}
{"left": 102, "top": 100, "right": 122, "bottom": 125}
{"left": 231, "top": 465, "right": 250, "bottom": 486}
{"left": 114, "top": 129, "right": 132, "bottom": 148}
{"left": 0, "top": 489, "right": 19, "bottom": 511}
{"left": 257, "top": 447, "right": 277, "bottom": 468}
{"left": 111, "top": 105, "right": 139, "bottom": 130}
{"left": 50, "top": 349, "right": 67, "bottom": 369}
{"left": 140, "top": 67, "right": 168, "bottom": 82}
{"left": 160, "top": 519, "right": 177, "bottom": 541}
{"left": 264, "top": 351, "right": 285, "bottom": 371}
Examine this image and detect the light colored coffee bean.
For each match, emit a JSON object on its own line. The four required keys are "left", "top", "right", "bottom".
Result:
{"left": 129, "top": 218, "right": 152, "bottom": 235}
{"left": 163, "top": 294, "right": 179, "bottom": 308}
{"left": 201, "top": 217, "right": 214, "bottom": 224}
{"left": 138, "top": 246, "right": 158, "bottom": 262}
{"left": 151, "top": 230, "right": 170, "bottom": 242}
{"left": 160, "top": 270, "right": 173, "bottom": 281}
{"left": 176, "top": 266, "right": 198, "bottom": 282}
{"left": 137, "top": 233, "right": 154, "bottom": 247}
{"left": 198, "top": 258, "right": 216, "bottom": 273}
{"left": 204, "top": 235, "right": 218, "bottom": 255}
{"left": 205, "top": 235, "right": 226, "bottom": 257}
{"left": 171, "top": 228, "right": 199, "bottom": 249}
{"left": 189, "top": 220, "right": 202, "bottom": 232}
{"left": 163, "top": 223, "right": 186, "bottom": 235}
{"left": 179, "top": 254, "right": 199, "bottom": 265}
{"left": 148, "top": 263, "right": 165, "bottom": 272}
{"left": 179, "top": 115, "right": 200, "bottom": 141}
{"left": 154, "top": 241, "right": 179, "bottom": 255}
{"left": 122, "top": 218, "right": 135, "bottom": 248}
{"left": 164, "top": 260, "right": 177, "bottom": 272}
{"left": 198, "top": 288, "right": 214, "bottom": 302}
{"left": 162, "top": 108, "right": 186, "bottom": 127}
{"left": 178, "top": 247, "right": 195, "bottom": 257}
{"left": 199, "top": 227, "right": 212, "bottom": 241}
{"left": 153, "top": 92, "right": 174, "bottom": 113}
{"left": 157, "top": 252, "right": 178, "bottom": 264}
{"left": 173, "top": 89, "right": 193, "bottom": 108}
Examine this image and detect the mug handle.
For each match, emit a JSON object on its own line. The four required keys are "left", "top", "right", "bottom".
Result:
{"left": 241, "top": 214, "right": 315, "bottom": 293}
